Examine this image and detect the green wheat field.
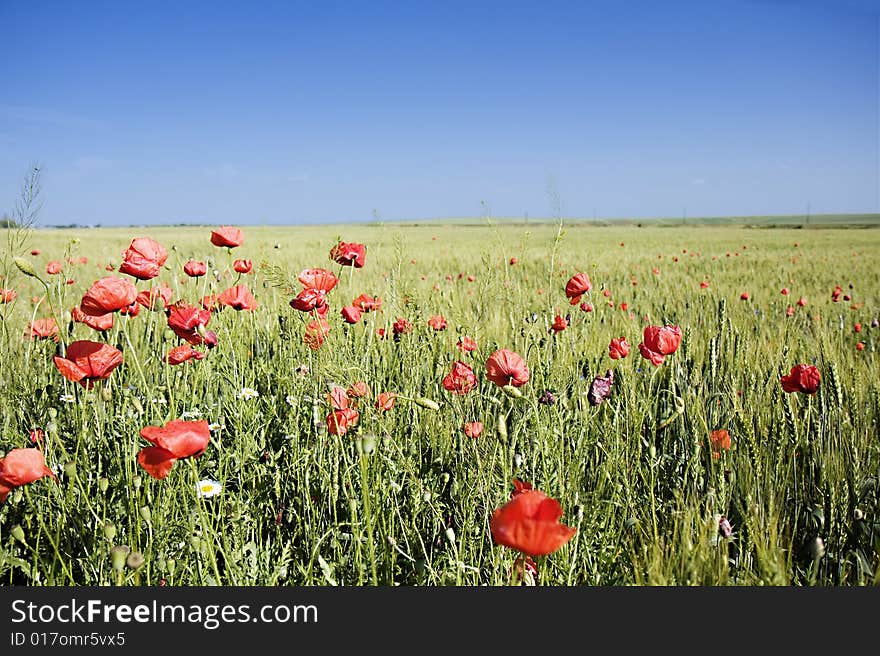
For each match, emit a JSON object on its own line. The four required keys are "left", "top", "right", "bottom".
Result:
{"left": 1, "top": 221, "right": 878, "bottom": 586}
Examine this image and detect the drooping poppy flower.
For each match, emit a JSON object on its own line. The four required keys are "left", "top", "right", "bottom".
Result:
{"left": 489, "top": 488, "right": 576, "bottom": 557}
{"left": 0, "top": 448, "right": 56, "bottom": 503}
{"left": 428, "top": 315, "right": 447, "bottom": 331}
{"left": 330, "top": 241, "right": 366, "bottom": 268}
{"left": 217, "top": 285, "right": 258, "bottom": 311}
{"left": 609, "top": 337, "right": 630, "bottom": 360}
{"left": 346, "top": 382, "right": 369, "bottom": 398}
{"left": 457, "top": 335, "right": 477, "bottom": 353}
{"left": 375, "top": 392, "right": 397, "bottom": 412}
{"left": 303, "top": 318, "right": 330, "bottom": 350}
{"left": 442, "top": 361, "right": 477, "bottom": 395}
{"left": 136, "top": 283, "right": 174, "bottom": 311}
{"left": 485, "top": 349, "right": 530, "bottom": 388}
{"left": 463, "top": 421, "right": 483, "bottom": 438}
{"left": 565, "top": 273, "right": 592, "bottom": 305}
{"left": 352, "top": 293, "right": 382, "bottom": 312}
{"left": 118, "top": 237, "right": 168, "bottom": 280}
{"left": 46, "top": 261, "right": 63, "bottom": 275}
{"left": 587, "top": 369, "right": 614, "bottom": 406}
{"left": 53, "top": 340, "right": 123, "bottom": 388}
{"left": 137, "top": 419, "right": 211, "bottom": 480}
{"left": 392, "top": 317, "right": 413, "bottom": 336}
{"left": 166, "top": 303, "right": 212, "bottom": 346}
{"left": 164, "top": 344, "right": 207, "bottom": 365}
{"left": 184, "top": 260, "right": 207, "bottom": 277}
{"left": 210, "top": 226, "right": 245, "bottom": 248}
{"left": 0, "top": 289, "right": 16, "bottom": 303}
{"left": 550, "top": 313, "right": 567, "bottom": 333}
{"left": 637, "top": 325, "right": 682, "bottom": 367}
{"left": 233, "top": 259, "right": 253, "bottom": 274}
{"left": 341, "top": 305, "right": 362, "bottom": 324}
{"left": 780, "top": 364, "right": 820, "bottom": 395}
{"left": 80, "top": 277, "right": 138, "bottom": 316}
{"left": 28, "top": 318, "right": 59, "bottom": 341}
{"left": 709, "top": 429, "right": 731, "bottom": 459}
{"left": 72, "top": 305, "right": 114, "bottom": 332}
{"left": 326, "top": 408, "right": 359, "bottom": 436}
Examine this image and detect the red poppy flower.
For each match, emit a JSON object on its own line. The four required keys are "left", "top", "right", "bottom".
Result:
{"left": 137, "top": 420, "right": 211, "bottom": 480}
{"left": 326, "top": 408, "right": 359, "bottom": 436}
{"left": 797, "top": 297, "right": 807, "bottom": 307}
{"left": 53, "top": 340, "right": 123, "bottom": 388}
{"left": 580, "top": 302, "right": 593, "bottom": 313}
{"left": 200, "top": 295, "right": 217, "bottom": 312}
{"left": 786, "top": 306, "right": 795, "bottom": 317}
{"left": 30, "top": 249, "right": 41, "bottom": 256}
{"left": 780, "top": 364, "right": 820, "bottom": 395}
{"left": 392, "top": 317, "right": 413, "bottom": 335}
{"left": 347, "top": 381, "right": 369, "bottom": 398}
{"left": 80, "top": 277, "right": 138, "bottom": 316}
{"left": 290, "top": 288, "right": 327, "bottom": 313}
{"left": 609, "top": 337, "right": 630, "bottom": 359}
{"left": 856, "top": 342, "right": 865, "bottom": 351}
{"left": 781, "top": 288, "right": 790, "bottom": 296}
{"left": 341, "top": 305, "right": 362, "bottom": 324}
{"left": 118, "top": 237, "right": 168, "bottom": 280}
{"left": 511, "top": 478, "right": 534, "bottom": 498}
{"left": 428, "top": 315, "right": 447, "bottom": 331}
{"left": 352, "top": 293, "right": 382, "bottom": 312}
{"left": 550, "top": 313, "right": 567, "bottom": 333}
{"left": 164, "top": 344, "right": 206, "bottom": 365}
{"left": 28, "top": 318, "right": 59, "bottom": 341}
{"left": 217, "top": 285, "right": 258, "bottom": 311}
{"left": 509, "top": 257, "right": 518, "bottom": 265}
{"left": 740, "top": 292, "right": 750, "bottom": 301}
{"left": 233, "top": 259, "right": 253, "bottom": 274}
{"left": 457, "top": 336, "right": 477, "bottom": 353}
{"left": 184, "top": 260, "right": 207, "bottom": 277}
{"left": 210, "top": 226, "right": 244, "bottom": 248}
{"left": 328, "top": 385, "right": 349, "bottom": 411}
{"left": 72, "top": 305, "right": 114, "bottom": 332}
{"left": 166, "top": 303, "right": 212, "bottom": 345}
{"left": 136, "top": 283, "right": 174, "bottom": 311}
{"left": 46, "top": 261, "right": 63, "bottom": 275}
{"left": 0, "top": 448, "right": 56, "bottom": 503}
{"left": 489, "top": 488, "right": 576, "bottom": 557}
{"left": 119, "top": 300, "right": 140, "bottom": 317}
{"left": 700, "top": 281, "right": 710, "bottom": 289}
{"left": 330, "top": 241, "right": 366, "bottom": 268}
{"left": 709, "top": 429, "right": 731, "bottom": 459}
{"left": 298, "top": 268, "right": 338, "bottom": 292}
{"left": 463, "top": 421, "right": 483, "bottom": 438}
{"left": 637, "top": 325, "right": 682, "bottom": 367}
{"left": 0, "top": 289, "right": 16, "bottom": 303}
{"left": 485, "top": 349, "right": 530, "bottom": 388}
{"left": 854, "top": 322, "right": 862, "bottom": 333}
{"left": 565, "top": 273, "right": 592, "bottom": 305}
{"left": 442, "top": 361, "right": 477, "bottom": 395}
{"left": 831, "top": 285, "right": 843, "bottom": 302}
{"left": 602, "top": 289, "right": 611, "bottom": 298}
{"left": 304, "top": 318, "right": 330, "bottom": 350}
{"left": 376, "top": 392, "right": 397, "bottom": 412}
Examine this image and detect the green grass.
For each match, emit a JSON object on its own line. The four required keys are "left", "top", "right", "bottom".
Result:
{"left": 0, "top": 223, "right": 878, "bottom": 585}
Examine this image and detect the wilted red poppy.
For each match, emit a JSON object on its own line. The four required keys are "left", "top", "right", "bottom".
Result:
{"left": 485, "top": 349, "right": 530, "bottom": 387}
{"left": 587, "top": 369, "right": 614, "bottom": 405}
{"left": 164, "top": 344, "right": 206, "bottom": 365}
{"left": 565, "top": 273, "right": 592, "bottom": 305}
{"left": 233, "top": 259, "right": 253, "bottom": 274}
{"left": 304, "top": 318, "right": 330, "bottom": 350}
{"left": 489, "top": 487, "right": 576, "bottom": 557}
{"left": 46, "top": 261, "right": 63, "bottom": 275}
{"left": 80, "top": 277, "right": 138, "bottom": 316}
{"left": 166, "top": 303, "right": 212, "bottom": 345}
{"left": 463, "top": 421, "right": 483, "bottom": 438}
{"left": 326, "top": 408, "right": 359, "bottom": 436}
{"left": 709, "top": 429, "right": 731, "bottom": 459}
{"left": 137, "top": 419, "right": 211, "bottom": 480}
{"left": 72, "top": 305, "right": 114, "bottom": 332}
{"left": 780, "top": 364, "right": 820, "bottom": 395}
{"left": 28, "top": 318, "right": 59, "bottom": 341}
{"left": 638, "top": 325, "right": 682, "bottom": 367}
{"left": 210, "top": 226, "right": 244, "bottom": 248}
{"left": 53, "top": 340, "right": 123, "bottom": 388}
{"left": 119, "top": 237, "right": 168, "bottom": 280}
{"left": 428, "top": 315, "right": 447, "bottom": 331}
{"left": 0, "top": 289, "right": 16, "bottom": 303}
{"left": 609, "top": 337, "right": 630, "bottom": 360}
{"left": 550, "top": 313, "right": 567, "bottom": 333}
{"left": 376, "top": 392, "right": 397, "bottom": 412}
{"left": 457, "top": 336, "right": 477, "bottom": 353}
{"left": 442, "top": 361, "right": 477, "bottom": 395}
{"left": 184, "top": 260, "right": 207, "bottom": 277}
{"left": 0, "top": 448, "right": 56, "bottom": 503}
{"left": 330, "top": 241, "right": 366, "bottom": 268}
{"left": 217, "top": 285, "right": 257, "bottom": 311}
{"left": 347, "top": 381, "right": 369, "bottom": 398}
{"left": 136, "top": 283, "right": 174, "bottom": 311}
{"left": 392, "top": 317, "right": 413, "bottom": 336}
{"left": 352, "top": 293, "right": 382, "bottom": 312}
{"left": 341, "top": 305, "right": 362, "bottom": 324}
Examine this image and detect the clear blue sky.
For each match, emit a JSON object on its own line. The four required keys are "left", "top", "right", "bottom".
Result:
{"left": 1, "top": 0, "right": 877, "bottom": 225}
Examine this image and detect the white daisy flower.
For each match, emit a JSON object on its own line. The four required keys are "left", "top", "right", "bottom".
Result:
{"left": 285, "top": 395, "right": 296, "bottom": 406}
{"left": 238, "top": 388, "right": 259, "bottom": 400}
{"left": 59, "top": 394, "right": 76, "bottom": 403}
{"left": 208, "top": 422, "right": 224, "bottom": 432}
{"left": 196, "top": 479, "right": 222, "bottom": 498}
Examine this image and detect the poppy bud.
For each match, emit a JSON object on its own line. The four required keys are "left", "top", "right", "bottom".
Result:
{"left": 10, "top": 524, "right": 26, "bottom": 544}
{"left": 497, "top": 412, "right": 508, "bottom": 438}
{"left": 103, "top": 521, "right": 117, "bottom": 541}
{"left": 13, "top": 257, "right": 37, "bottom": 278}
{"left": 139, "top": 505, "right": 152, "bottom": 524}
{"left": 415, "top": 397, "right": 440, "bottom": 411}
{"left": 502, "top": 384, "right": 523, "bottom": 399}
{"left": 132, "top": 475, "right": 142, "bottom": 490}
{"left": 98, "top": 477, "right": 109, "bottom": 493}
{"left": 110, "top": 545, "right": 130, "bottom": 571}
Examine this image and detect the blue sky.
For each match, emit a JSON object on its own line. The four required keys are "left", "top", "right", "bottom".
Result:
{"left": 1, "top": 0, "right": 877, "bottom": 225}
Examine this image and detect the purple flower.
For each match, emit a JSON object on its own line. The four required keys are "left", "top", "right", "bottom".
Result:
{"left": 587, "top": 370, "right": 614, "bottom": 406}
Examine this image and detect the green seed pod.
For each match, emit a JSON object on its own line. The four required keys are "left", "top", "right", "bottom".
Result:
{"left": 13, "top": 257, "right": 37, "bottom": 278}
{"left": 132, "top": 475, "right": 142, "bottom": 491}
{"left": 496, "top": 412, "right": 508, "bottom": 438}
{"left": 100, "top": 386, "right": 113, "bottom": 401}
{"left": 10, "top": 524, "right": 26, "bottom": 544}
{"left": 139, "top": 505, "right": 152, "bottom": 524}
{"left": 126, "top": 551, "right": 146, "bottom": 570}
{"left": 502, "top": 385, "right": 523, "bottom": 399}
{"left": 110, "top": 545, "right": 130, "bottom": 571}
{"left": 415, "top": 397, "right": 440, "bottom": 411}
{"left": 103, "top": 522, "right": 117, "bottom": 541}
{"left": 98, "top": 477, "right": 109, "bottom": 493}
